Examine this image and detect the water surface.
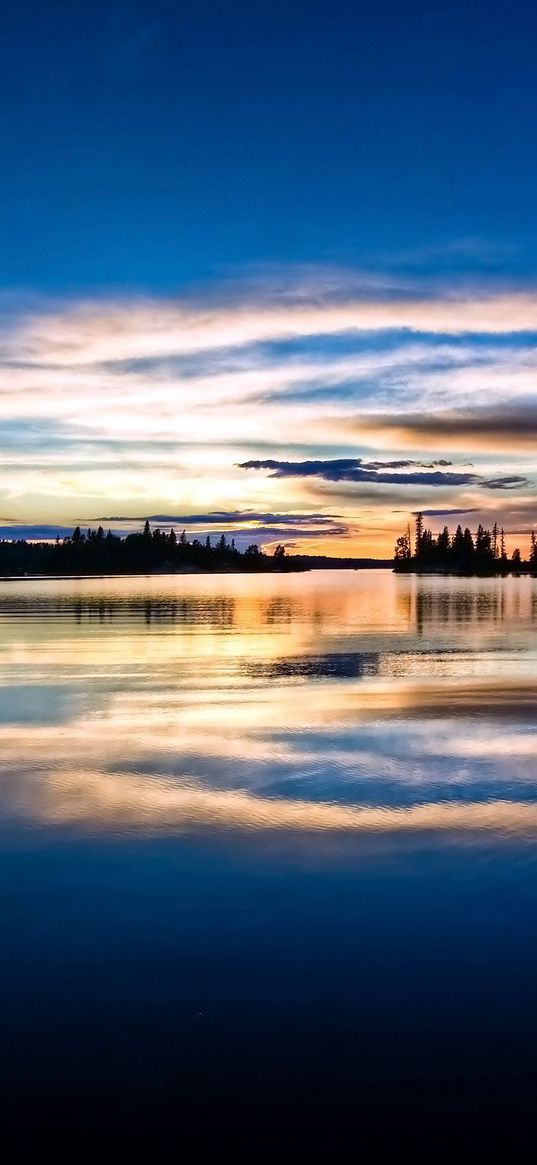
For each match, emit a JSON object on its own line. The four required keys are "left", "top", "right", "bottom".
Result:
{"left": 2, "top": 570, "right": 537, "bottom": 1142}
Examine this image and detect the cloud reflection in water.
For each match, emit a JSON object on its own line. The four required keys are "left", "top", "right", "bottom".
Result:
{"left": 1, "top": 571, "right": 537, "bottom": 846}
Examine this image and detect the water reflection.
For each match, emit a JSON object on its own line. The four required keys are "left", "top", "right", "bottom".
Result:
{"left": 4, "top": 569, "right": 537, "bottom": 1139}
{"left": 395, "top": 574, "right": 537, "bottom": 634}
{"left": 1, "top": 571, "right": 537, "bottom": 845}
{"left": 3, "top": 571, "right": 537, "bottom": 632}
{"left": 415, "top": 587, "right": 506, "bottom": 632}
{"left": 246, "top": 650, "right": 381, "bottom": 679}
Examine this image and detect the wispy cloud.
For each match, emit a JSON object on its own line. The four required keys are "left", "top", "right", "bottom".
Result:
{"left": 8, "top": 287, "right": 537, "bottom": 371}
{"left": 1, "top": 274, "right": 537, "bottom": 552}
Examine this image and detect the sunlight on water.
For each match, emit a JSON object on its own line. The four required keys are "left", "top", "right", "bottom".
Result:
{"left": 1, "top": 570, "right": 537, "bottom": 845}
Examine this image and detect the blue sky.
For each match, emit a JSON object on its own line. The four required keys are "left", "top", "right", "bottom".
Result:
{"left": 1, "top": 0, "right": 537, "bottom": 553}
{"left": 3, "top": 0, "right": 537, "bottom": 289}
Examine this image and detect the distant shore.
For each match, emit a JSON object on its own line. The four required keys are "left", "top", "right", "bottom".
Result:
{"left": 0, "top": 523, "right": 395, "bottom": 577}
{"left": 0, "top": 558, "right": 393, "bottom": 581}
{"left": 394, "top": 514, "right": 537, "bottom": 577}
{"left": 2, "top": 560, "right": 534, "bottom": 582}
{"left": 393, "top": 563, "right": 536, "bottom": 577}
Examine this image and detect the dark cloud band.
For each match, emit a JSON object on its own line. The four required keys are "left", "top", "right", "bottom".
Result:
{"left": 355, "top": 406, "right": 537, "bottom": 452}
{"left": 239, "top": 458, "right": 529, "bottom": 491}
{"left": 95, "top": 510, "right": 341, "bottom": 527}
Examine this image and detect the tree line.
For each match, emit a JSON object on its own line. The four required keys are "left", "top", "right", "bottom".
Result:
{"left": 0, "top": 522, "right": 295, "bottom": 576}
{"left": 394, "top": 513, "right": 537, "bottom": 573}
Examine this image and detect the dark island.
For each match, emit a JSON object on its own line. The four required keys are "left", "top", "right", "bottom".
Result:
{"left": 0, "top": 522, "right": 392, "bottom": 578}
{"left": 394, "top": 513, "right": 537, "bottom": 575}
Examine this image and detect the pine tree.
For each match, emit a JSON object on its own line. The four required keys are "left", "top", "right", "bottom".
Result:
{"left": 437, "top": 526, "right": 450, "bottom": 557}
{"left": 492, "top": 522, "right": 499, "bottom": 559}
{"left": 451, "top": 525, "right": 465, "bottom": 566}
{"left": 530, "top": 530, "right": 537, "bottom": 567}
{"left": 463, "top": 527, "right": 475, "bottom": 566}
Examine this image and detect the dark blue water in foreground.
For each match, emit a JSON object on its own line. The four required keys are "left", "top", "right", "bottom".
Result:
{"left": 1, "top": 572, "right": 537, "bottom": 1145}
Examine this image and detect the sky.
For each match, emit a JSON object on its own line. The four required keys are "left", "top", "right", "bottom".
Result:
{"left": 1, "top": 0, "right": 537, "bottom": 556}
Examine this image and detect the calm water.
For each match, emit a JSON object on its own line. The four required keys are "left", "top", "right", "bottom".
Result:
{"left": 2, "top": 569, "right": 537, "bottom": 1142}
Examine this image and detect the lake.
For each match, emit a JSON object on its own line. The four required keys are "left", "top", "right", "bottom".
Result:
{"left": 2, "top": 569, "right": 537, "bottom": 1144}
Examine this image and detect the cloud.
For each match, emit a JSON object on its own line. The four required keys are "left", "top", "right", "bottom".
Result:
{"left": 95, "top": 510, "right": 342, "bottom": 527}
{"left": 483, "top": 475, "right": 529, "bottom": 490}
{"left": 238, "top": 457, "right": 526, "bottom": 490}
{"left": 8, "top": 289, "right": 537, "bottom": 374}
{"left": 354, "top": 406, "right": 537, "bottom": 452}
{"left": 1, "top": 276, "right": 536, "bottom": 554}
{"left": 238, "top": 457, "right": 473, "bottom": 485}
{"left": 0, "top": 524, "right": 75, "bottom": 540}
{"left": 418, "top": 507, "right": 480, "bottom": 517}
{"left": 365, "top": 458, "right": 453, "bottom": 469}
{"left": 0, "top": 511, "right": 349, "bottom": 547}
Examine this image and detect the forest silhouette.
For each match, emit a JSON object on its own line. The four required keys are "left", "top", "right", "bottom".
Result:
{"left": 395, "top": 514, "right": 537, "bottom": 574}
{"left": 0, "top": 522, "right": 393, "bottom": 576}
{"left": 0, "top": 522, "right": 294, "bottom": 576}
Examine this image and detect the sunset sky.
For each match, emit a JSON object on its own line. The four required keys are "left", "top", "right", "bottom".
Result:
{"left": 2, "top": 0, "right": 537, "bottom": 556}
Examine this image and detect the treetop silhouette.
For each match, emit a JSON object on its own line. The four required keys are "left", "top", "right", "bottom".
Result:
{"left": 395, "top": 513, "right": 537, "bottom": 574}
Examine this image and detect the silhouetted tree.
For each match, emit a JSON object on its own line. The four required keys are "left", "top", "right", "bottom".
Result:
{"left": 437, "top": 526, "right": 450, "bottom": 558}
{"left": 394, "top": 515, "right": 530, "bottom": 575}
{"left": 530, "top": 530, "right": 537, "bottom": 568}
{"left": 451, "top": 524, "right": 465, "bottom": 567}
{"left": 475, "top": 524, "right": 494, "bottom": 569}
{"left": 394, "top": 529, "right": 411, "bottom": 561}
{"left": 492, "top": 522, "right": 499, "bottom": 559}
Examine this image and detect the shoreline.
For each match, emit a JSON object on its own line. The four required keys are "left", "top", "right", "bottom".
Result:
{"left": 2, "top": 564, "right": 536, "bottom": 581}
{"left": 0, "top": 566, "right": 384, "bottom": 582}
{"left": 394, "top": 566, "right": 536, "bottom": 578}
